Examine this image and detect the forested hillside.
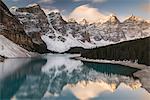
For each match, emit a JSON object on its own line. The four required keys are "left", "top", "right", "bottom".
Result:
{"left": 81, "top": 37, "right": 150, "bottom": 66}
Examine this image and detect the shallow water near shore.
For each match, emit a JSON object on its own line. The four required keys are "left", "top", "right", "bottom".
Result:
{"left": 0, "top": 54, "right": 150, "bottom": 100}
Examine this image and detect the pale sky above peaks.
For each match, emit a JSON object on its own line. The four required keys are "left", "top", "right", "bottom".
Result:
{"left": 2, "top": 0, "right": 150, "bottom": 22}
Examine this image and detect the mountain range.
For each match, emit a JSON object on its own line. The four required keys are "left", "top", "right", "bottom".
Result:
{"left": 0, "top": 1, "right": 150, "bottom": 57}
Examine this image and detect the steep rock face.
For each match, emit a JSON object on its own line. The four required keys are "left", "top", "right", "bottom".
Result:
{"left": 48, "top": 12, "right": 67, "bottom": 35}
{"left": 0, "top": 1, "right": 24, "bottom": 34}
{"left": 0, "top": 1, "right": 49, "bottom": 53}
{"left": 13, "top": 4, "right": 49, "bottom": 47}
{"left": 0, "top": 0, "right": 34, "bottom": 51}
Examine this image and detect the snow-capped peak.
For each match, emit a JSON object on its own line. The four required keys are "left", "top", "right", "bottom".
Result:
{"left": 110, "top": 15, "right": 120, "bottom": 23}
{"left": 102, "top": 14, "right": 120, "bottom": 24}
{"left": 10, "top": 4, "right": 41, "bottom": 14}
{"left": 48, "top": 12, "right": 66, "bottom": 24}
{"left": 68, "top": 18, "right": 77, "bottom": 23}
{"left": 48, "top": 12, "right": 62, "bottom": 19}
{"left": 96, "top": 14, "right": 119, "bottom": 24}
{"left": 9, "top": 6, "right": 18, "bottom": 15}
{"left": 80, "top": 18, "right": 89, "bottom": 25}
{"left": 124, "top": 15, "right": 143, "bottom": 22}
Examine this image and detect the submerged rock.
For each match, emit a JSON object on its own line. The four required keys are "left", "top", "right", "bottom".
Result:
{"left": 0, "top": 55, "right": 5, "bottom": 62}
{"left": 134, "top": 67, "right": 150, "bottom": 93}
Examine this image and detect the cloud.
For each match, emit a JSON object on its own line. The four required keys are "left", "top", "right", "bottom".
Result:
{"left": 91, "top": 0, "right": 107, "bottom": 3}
{"left": 141, "top": 4, "right": 150, "bottom": 13}
{"left": 12, "top": 0, "right": 20, "bottom": 2}
{"left": 73, "top": 0, "right": 107, "bottom": 3}
{"left": 38, "top": 0, "right": 54, "bottom": 4}
{"left": 68, "top": 4, "right": 107, "bottom": 23}
{"left": 73, "top": 0, "right": 82, "bottom": 2}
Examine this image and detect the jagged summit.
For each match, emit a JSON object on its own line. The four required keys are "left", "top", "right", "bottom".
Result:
{"left": 9, "top": 6, "right": 18, "bottom": 14}
{"left": 68, "top": 18, "right": 77, "bottom": 23}
{"left": 48, "top": 12, "right": 67, "bottom": 34}
{"left": 109, "top": 15, "right": 120, "bottom": 23}
{"left": 48, "top": 12, "right": 64, "bottom": 22}
{"left": 80, "top": 18, "right": 89, "bottom": 25}
{"left": 124, "top": 15, "right": 143, "bottom": 23}
{"left": 16, "top": 3, "right": 42, "bottom": 14}
{"left": 103, "top": 14, "right": 120, "bottom": 25}
{"left": 10, "top": 3, "right": 41, "bottom": 14}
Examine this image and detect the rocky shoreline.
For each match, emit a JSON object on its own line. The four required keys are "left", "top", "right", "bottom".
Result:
{"left": 75, "top": 57, "right": 147, "bottom": 69}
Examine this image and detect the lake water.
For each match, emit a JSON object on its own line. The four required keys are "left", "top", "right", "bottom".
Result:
{"left": 0, "top": 54, "right": 150, "bottom": 100}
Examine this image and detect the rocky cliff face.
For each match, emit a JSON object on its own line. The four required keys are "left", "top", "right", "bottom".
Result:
{"left": 0, "top": 0, "right": 33, "bottom": 51}
{"left": 15, "top": 4, "right": 49, "bottom": 45}
{"left": 48, "top": 12, "right": 90, "bottom": 42}
{"left": 0, "top": 1, "right": 49, "bottom": 53}
{"left": 48, "top": 12, "right": 67, "bottom": 35}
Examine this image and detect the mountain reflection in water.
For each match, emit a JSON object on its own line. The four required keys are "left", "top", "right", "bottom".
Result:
{"left": 0, "top": 54, "right": 150, "bottom": 100}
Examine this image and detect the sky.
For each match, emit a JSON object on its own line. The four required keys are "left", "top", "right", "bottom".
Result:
{"left": 2, "top": 0, "right": 150, "bottom": 22}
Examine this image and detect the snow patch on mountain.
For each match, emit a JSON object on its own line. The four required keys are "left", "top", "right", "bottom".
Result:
{"left": 0, "top": 35, "right": 34, "bottom": 58}
{"left": 9, "top": 6, "right": 18, "bottom": 15}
